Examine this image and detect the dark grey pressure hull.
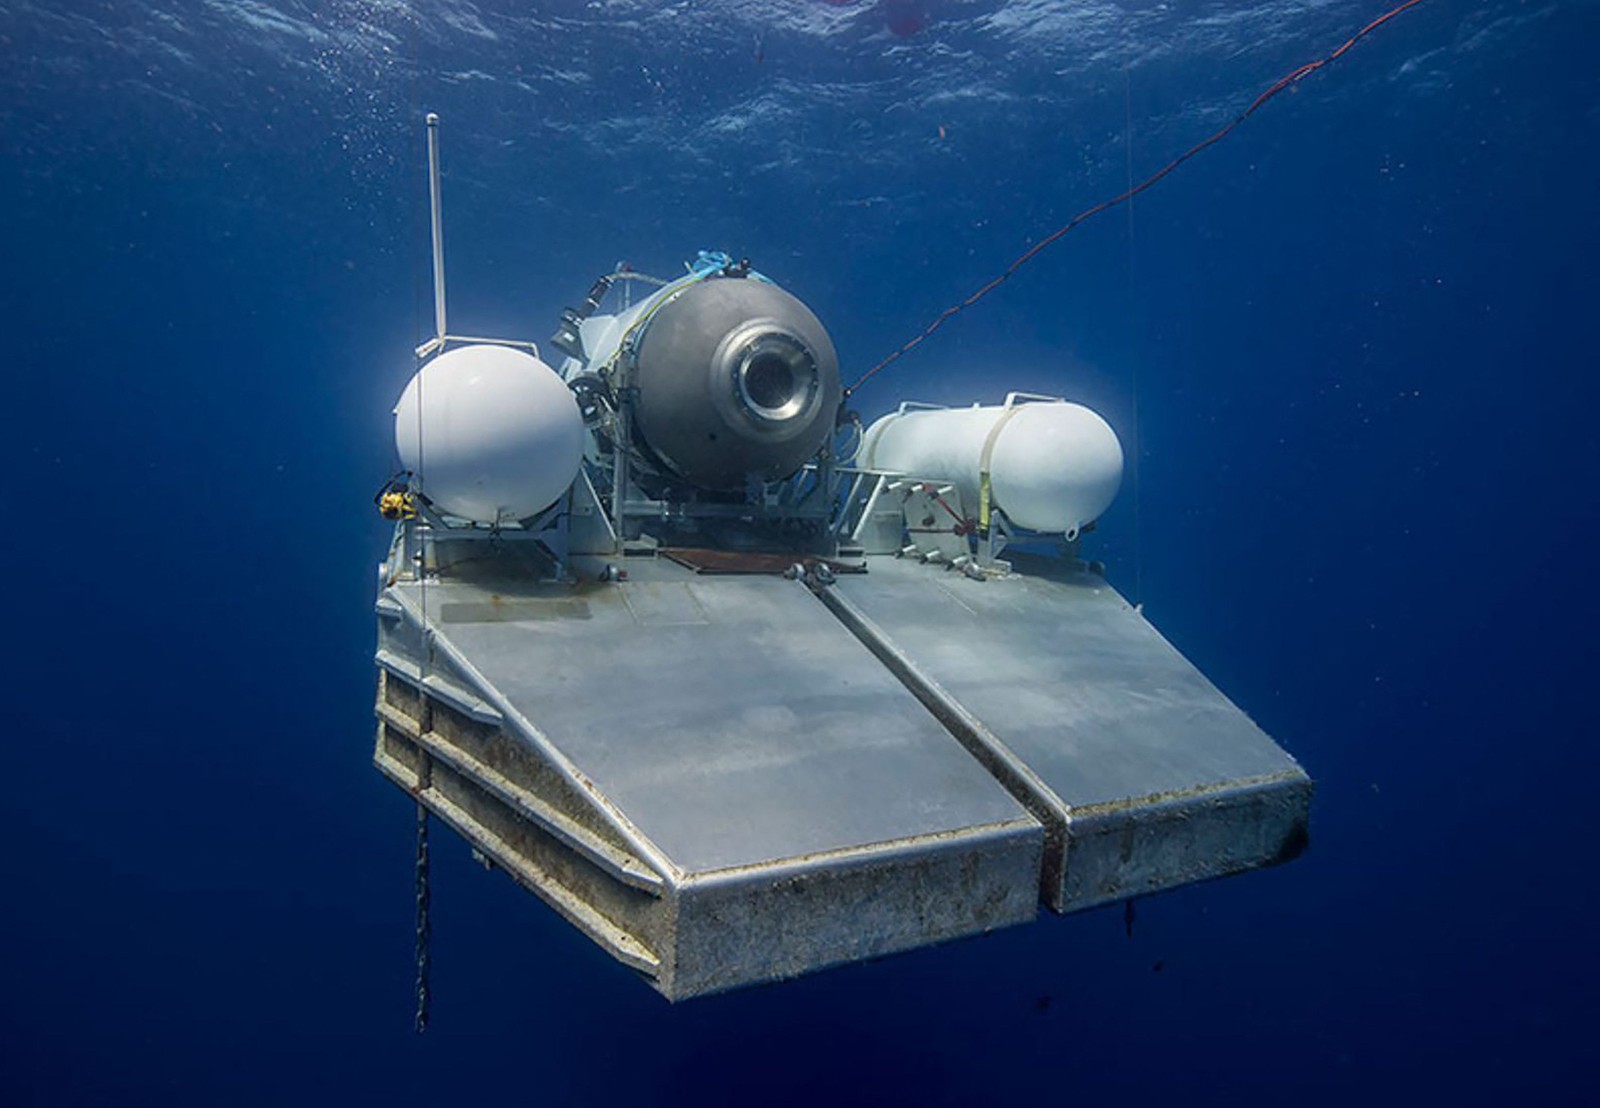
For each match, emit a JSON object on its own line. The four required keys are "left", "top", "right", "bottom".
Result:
{"left": 373, "top": 553, "right": 1309, "bottom": 1000}
{"left": 631, "top": 278, "right": 841, "bottom": 490}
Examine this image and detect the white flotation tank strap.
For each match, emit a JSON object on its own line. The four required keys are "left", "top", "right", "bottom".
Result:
{"left": 977, "top": 403, "right": 1027, "bottom": 531}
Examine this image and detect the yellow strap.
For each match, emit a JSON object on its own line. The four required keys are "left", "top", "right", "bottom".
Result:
{"left": 977, "top": 404, "right": 1025, "bottom": 530}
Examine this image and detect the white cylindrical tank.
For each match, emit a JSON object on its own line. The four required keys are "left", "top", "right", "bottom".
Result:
{"left": 859, "top": 396, "right": 1123, "bottom": 536}
{"left": 394, "top": 344, "right": 584, "bottom": 524}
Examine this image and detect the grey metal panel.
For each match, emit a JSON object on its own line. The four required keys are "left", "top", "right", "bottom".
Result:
{"left": 829, "top": 552, "right": 1311, "bottom": 910}
{"left": 389, "top": 565, "right": 1035, "bottom": 876}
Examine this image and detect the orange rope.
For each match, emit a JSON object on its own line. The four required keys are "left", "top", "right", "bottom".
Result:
{"left": 846, "top": 0, "right": 1428, "bottom": 395}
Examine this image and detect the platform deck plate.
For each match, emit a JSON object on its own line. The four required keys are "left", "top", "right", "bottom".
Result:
{"left": 394, "top": 565, "right": 1035, "bottom": 873}
{"left": 826, "top": 553, "right": 1312, "bottom": 910}
{"left": 377, "top": 558, "right": 1044, "bottom": 997}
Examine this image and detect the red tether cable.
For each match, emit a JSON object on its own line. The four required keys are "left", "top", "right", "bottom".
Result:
{"left": 846, "top": 0, "right": 1428, "bottom": 395}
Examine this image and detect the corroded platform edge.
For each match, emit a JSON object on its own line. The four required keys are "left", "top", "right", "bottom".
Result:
{"left": 1057, "top": 769, "right": 1313, "bottom": 913}
{"left": 670, "top": 819, "right": 1042, "bottom": 999}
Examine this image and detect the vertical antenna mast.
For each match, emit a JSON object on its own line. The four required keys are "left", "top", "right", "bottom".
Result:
{"left": 425, "top": 112, "right": 448, "bottom": 353}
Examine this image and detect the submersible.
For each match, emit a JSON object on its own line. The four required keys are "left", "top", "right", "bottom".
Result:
{"left": 370, "top": 117, "right": 1310, "bottom": 1000}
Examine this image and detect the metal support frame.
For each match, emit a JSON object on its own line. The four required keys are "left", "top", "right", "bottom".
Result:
{"left": 599, "top": 440, "right": 849, "bottom": 556}
{"left": 394, "top": 497, "right": 574, "bottom": 585}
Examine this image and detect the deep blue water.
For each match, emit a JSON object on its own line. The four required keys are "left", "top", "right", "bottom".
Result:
{"left": 4, "top": 1, "right": 1597, "bottom": 1104}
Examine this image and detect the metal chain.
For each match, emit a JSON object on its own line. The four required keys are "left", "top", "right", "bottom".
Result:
{"left": 413, "top": 798, "right": 432, "bottom": 1034}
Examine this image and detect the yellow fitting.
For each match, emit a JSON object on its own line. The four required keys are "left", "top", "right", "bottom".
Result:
{"left": 379, "top": 490, "right": 416, "bottom": 521}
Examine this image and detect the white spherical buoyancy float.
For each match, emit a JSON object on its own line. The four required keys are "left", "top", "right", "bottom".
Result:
{"left": 860, "top": 398, "right": 1124, "bottom": 537}
{"left": 394, "top": 344, "right": 585, "bottom": 524}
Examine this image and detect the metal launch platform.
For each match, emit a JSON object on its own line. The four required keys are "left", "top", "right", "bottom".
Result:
{"left": 373, "top": 540, "right": 1309, "bottom": 999}
{"left": 372, "top": 120, "right": 1310, "bottom": 1001}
